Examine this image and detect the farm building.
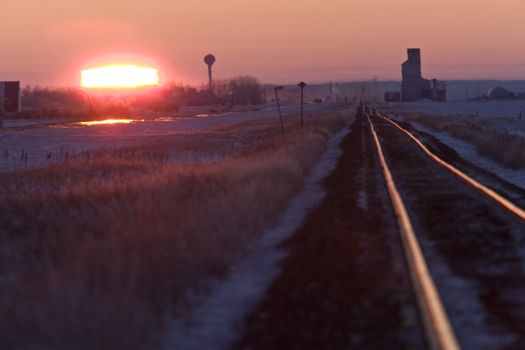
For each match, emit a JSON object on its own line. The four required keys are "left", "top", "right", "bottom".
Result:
{"left": 488, "top": 87, "right": 514, "bottom": 99}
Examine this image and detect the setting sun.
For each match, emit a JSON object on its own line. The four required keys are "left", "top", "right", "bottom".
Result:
{"left": 80, "top": 65, "right": 159, "bottom": 88}
{"left": 78, "top": 119, "right": 144, "bottom": 126}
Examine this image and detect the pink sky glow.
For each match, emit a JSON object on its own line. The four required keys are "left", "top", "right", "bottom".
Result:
{"left": 2, "top": 0, "right": 525, "bottom": 86}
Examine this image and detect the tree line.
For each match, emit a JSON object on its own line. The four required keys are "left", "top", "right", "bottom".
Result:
{"left": 19, "top": 75, "right": 265, "bottom": 119}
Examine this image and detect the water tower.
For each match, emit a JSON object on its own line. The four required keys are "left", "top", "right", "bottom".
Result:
{"left": 204, "top": 54, "right": 216, "bottom": 93}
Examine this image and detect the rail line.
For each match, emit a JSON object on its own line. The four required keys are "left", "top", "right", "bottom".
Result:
{"left": 380, "top": 114, "right": 525, "bottom": 221}
{"left": 367, "top": 112, "right": 460, "bottom": 350}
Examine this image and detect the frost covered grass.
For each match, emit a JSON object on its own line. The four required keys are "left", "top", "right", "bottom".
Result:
{"left": 0, "top": 109, "right": 351, "bottom": 350}
{"left": 385, "top": 106, "right": 525, "bottom": 170}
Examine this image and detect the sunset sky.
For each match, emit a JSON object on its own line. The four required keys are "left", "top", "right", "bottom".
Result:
{"left": 2, "top": 0, "right": 525, "bottom": 86}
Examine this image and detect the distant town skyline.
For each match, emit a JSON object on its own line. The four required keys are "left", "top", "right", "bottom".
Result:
{"left": 2, "top": 0, "right": 525, "bottom": 86}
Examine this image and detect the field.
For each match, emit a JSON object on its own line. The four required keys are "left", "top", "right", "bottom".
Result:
{"left": 0, "top": 101, "right": 336, "bottom": 172}
{"left": 0, "top": 106, "right": 352, "bottom": 349}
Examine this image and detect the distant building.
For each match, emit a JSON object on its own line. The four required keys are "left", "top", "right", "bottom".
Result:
{"left": 488, "top": 87, "right": 514, "bottom": 99}
{"left": 0, "top": 81, "right": 21, "bottom": 115}
{"left": 401, "top": 49, "right": 446, "bottom": 102}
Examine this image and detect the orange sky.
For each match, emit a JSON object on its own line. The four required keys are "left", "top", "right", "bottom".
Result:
{"left": 2, "top": 0, "right": 525, "bottom": 86}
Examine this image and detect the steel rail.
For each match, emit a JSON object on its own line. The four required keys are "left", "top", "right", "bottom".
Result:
{"left": 367, "top": 114, "right": 460, "bottom": 350}
{"left": 380, "top": 114, "right": 525, "bottom": 221}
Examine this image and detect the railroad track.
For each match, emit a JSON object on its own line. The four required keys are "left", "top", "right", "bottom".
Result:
{"left": 378, "top": 114, "right": 525, "bottom": 221}
{"left": 364, "top": 102, "right": 525, "bottom": 350}
{"left": 235, "top": 104, "right": 525, "bottom": 349}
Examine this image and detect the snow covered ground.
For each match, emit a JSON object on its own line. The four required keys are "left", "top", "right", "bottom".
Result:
{"left": 162, "top": 126, "right": 349, "bottom": 350}
{"left": 388, "top": 100, "right": 525, "bottom": 141}
{"left": 0, "top": 101, "right": 339, "bottom": 172}
{"left": 0, "top": 119, "right": 64, "bottom": 128}
{"left": 392, "top": 100, "right": 525, "bottom": 119}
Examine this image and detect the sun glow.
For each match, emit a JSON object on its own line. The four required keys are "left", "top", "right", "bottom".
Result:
{"left": 79, "top": 119, "right": 144, "bottom": 126}
{"left": 81, "top": 65, "right": 159, "bottom": 88}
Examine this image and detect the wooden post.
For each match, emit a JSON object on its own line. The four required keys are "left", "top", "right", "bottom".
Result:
{"left": 298, "top": 81, "right": 306, "bottom": 130}
{"left": 274, "top": 86, "right": 284, "bottom": 133}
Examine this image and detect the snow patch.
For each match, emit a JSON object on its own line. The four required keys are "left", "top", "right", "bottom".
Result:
{"left": 162, "top": 126, "right": 350, "bottom": 350}
{"left": 399, "top": 100, "right": 525, "bottom": 119}
{"left": 0, "top": 119, "right": 62, "bottom": 128}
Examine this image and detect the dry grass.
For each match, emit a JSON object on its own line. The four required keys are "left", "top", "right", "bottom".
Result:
{"left": 0, "top": 109, "right": 352, "bottom": 349}
{"left": 384, "top": 106, "right": 525, "bottom": 170}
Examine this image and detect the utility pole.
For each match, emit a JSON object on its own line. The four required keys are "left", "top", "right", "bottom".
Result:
{"left": 298, "top": 81, "right": 306, "bottom": 129}
{"left": 274, "top": 85, "right": 284, "bottom": 133}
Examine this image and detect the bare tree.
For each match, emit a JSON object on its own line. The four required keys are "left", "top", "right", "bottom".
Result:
{"left": 227, "top": 76, "right": 264, "bottom": 106}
